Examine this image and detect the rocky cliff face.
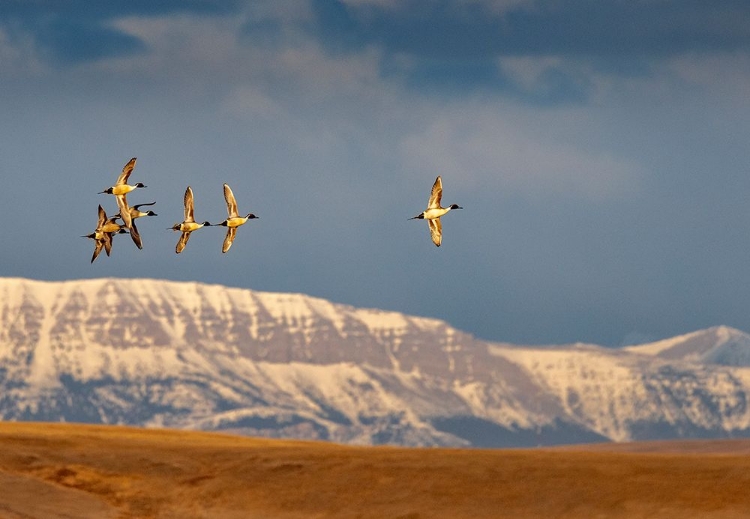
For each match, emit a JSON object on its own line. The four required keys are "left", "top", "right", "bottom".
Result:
{"left": 2, "top": 277, "right": 750, "bottom": 447}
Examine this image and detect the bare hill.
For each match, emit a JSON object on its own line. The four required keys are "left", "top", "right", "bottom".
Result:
{"left": 1, "top": 423, "right": 750, "bottom": 518}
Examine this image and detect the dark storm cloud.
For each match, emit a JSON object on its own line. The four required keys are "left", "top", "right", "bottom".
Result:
{"left": 0, "top": 0, "right": 243, "bottom": 63}
{"left": 310, "top": 0, "right": 750, "bottom": 59}
{"left": 298, "top": 0, "right": 750, "bottom": 99}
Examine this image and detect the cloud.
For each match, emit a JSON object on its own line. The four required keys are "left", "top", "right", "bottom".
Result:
{"left": 0, "top": 26, "right": 44, "bottom": 77}
{"left": 0, "top": 1, "right": 244, "bottom": 64}
{"left": 37, "top": 20, "right": 147, "bottom": 63}
{"left": 496, "top": 56, "right": 593, "bottom": 103}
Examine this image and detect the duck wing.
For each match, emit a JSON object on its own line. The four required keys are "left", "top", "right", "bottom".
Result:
{"left": 91, "top": 239, "right": 105, "bottom": 263}
{"left": 222, "top": 227, "right": 237, "bottom": 253}
{"left": 133, "top": 202, "right": 156, "bottom": 211}
{"left": 96, "top": 205, "right": 107, "bottom": 231}
{"left": 129, "top": 220, "right": 143, "bottom": 249}
{"left": 183, "top": 186, "right": 195, "bottom": 223}
{"left": 428, "top": 217, "right": 442, "bottom": 247}
{"left": 428, "top": 176, "right": 442, "bottom": 209}
{"left": 223, "top": 183, "right": 239, "bottom": 218}
{"left": 176, "top": 231, "right": 191, "bottom": 254}
{"left": 103, "top": 232, "right": 114, "bottom": 256}
{"left": 116, "top": 157, "right": 137, "bottom": 185}
{"left": 116, "top": 194, "right": 133, "bottom": 228}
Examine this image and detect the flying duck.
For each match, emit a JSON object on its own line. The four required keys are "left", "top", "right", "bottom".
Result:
{"left": 98, "top": 157, "right": 146, "bottom": 229}
{"left": 170, "top": 186, "right": 210, "bottom": 254}
{"left": 409, "top": 176, "right": 462, "bottom": 247}
{"left": 114, "top": 201, "right": 157, "bottom": 250}
{"left": 82, "top": 205, "right": 127, "bottom": 263}
{"left": 215, "top": 183, "right": 258, "bottom": 253}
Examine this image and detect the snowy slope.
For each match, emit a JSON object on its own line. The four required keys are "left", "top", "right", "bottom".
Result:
{"left": 2, "top": 277, "right": 750, "bottom": 446}
{"left": 626, "top": 326, "right": 750, "bottom": 366}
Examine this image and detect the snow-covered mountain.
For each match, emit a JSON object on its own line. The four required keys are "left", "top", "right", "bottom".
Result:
{"left": 2, "top": 277, "right": 750, "bottom": 447}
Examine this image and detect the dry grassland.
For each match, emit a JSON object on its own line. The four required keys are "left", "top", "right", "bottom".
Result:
{"left": 1, "top": 422, "right": 749, "bottom": 518}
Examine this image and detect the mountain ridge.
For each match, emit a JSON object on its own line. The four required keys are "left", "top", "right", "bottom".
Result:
{"left": 2, "top": 276, "right": 750, "bottom": 447}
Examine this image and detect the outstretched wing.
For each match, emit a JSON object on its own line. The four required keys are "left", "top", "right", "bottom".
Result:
{"left": 222, "top": 227, "right": 237, "bottom": 253}
{"left": 96, "top": 205, "right": 107, "bottom": 231}
{"left": 116, "top": 194, "right": 132, "bottom": 228}
{"left": 116, "top": 157, "right": 137, "bottom": 185}
{"left": 103, "top": 232, "right": 113, "bottom": 256}
{"left": 428, "top": 217, "right": 442, "bottom": 247}
{"left": 183, "top": 186, "right": 195, "bottom": 223}
{"left": 223, "top": 183, "right": 239, "bottom": 218}
{"left": 91, "top": 239, "right": 105, "bottom": 263}
{"left": 427, "top": 176, "right": 442, "bottom": 209}
{"left": 176, "top": 231, "right": 191, "bottom": 254}
{"left": 132, "top": 201, "right": 156, "bottom": 211}
{"left": 129, "top": 220, "right": 143, "bottom": 250}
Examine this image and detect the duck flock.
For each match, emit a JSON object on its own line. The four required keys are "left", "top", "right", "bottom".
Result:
{"left": 84, "top": 158, "right": 462, "bottom": 263}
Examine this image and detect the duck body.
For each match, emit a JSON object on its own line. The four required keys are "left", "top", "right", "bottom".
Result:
{"left": 217, "top": 214, "right": 258, "bottom": 228}
{"left": 101, "top": 183, "right": 145, "bottom": 196}
{"left": 172, "top": 221, "right": 209, "bottom": 233}
{"left": 414, "top": 206, "right": 458, "bottom": 220}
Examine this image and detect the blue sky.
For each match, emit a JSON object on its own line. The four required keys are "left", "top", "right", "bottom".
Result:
{"left": 2, "top": 0, "right": 750, "bottom": 346}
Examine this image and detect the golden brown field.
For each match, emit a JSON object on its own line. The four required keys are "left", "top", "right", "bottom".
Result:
{"left": 1, "top": 423, "right": 749, "bottom": 518}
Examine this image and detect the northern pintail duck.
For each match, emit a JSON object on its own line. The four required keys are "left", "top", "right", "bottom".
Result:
{"left": 82, "top": 205, "right": 128, "bottom": 263}
{"left": 114, "top": 202, "right": 157, "bottom": 250}
{"left": 409, "top": 176, "right": 462, "bottom": 247}
{"left": 216, "top": 183, "right": 258, "bottom": 253}
{"left": 98, "top": 157, "right": 146, "bottom": 229}
{"left": 170, "top": 186, "right": 210, "bottom": 254}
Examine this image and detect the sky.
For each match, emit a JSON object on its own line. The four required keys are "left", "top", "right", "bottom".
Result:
{"left": 1, "top": 0, "right": 750, "bottom": 347}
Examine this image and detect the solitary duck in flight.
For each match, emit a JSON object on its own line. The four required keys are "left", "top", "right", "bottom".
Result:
{"left": 216, "top": 183, "right": 258, "bottom": 253}
{"left": 409, "top": 176, "right": 462, "bottom": 247}
{"left": 99, "top": 157, "right": 146, "bottom": 229}
{"left": 114, "top": 201, "right": 157, "bottom": 250}
{"left": 82, "top": 205, "right": 127, "bottom": 263}
{"left": 170, "top": 186, "right": 210, "bottom": 254}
